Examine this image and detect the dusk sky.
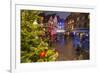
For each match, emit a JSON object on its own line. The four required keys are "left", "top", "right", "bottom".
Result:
{"left": 44, "top": 11, "right": 71, "bottom": 19}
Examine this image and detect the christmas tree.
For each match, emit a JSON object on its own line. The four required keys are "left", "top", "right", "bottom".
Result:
{"left": 21, "top": 10, "right": 58, "bottom": 63}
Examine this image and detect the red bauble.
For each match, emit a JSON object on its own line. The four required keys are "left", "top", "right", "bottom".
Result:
{"left": 39, "top": 51, "right": 46, "bottom": 58}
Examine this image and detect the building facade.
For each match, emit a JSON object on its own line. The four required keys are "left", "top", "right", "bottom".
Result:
{"left": 65, "top": 12, "right": 89, "bottom": 32}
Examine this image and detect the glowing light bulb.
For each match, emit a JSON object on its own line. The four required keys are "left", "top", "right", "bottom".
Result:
{"left": 33, "top": 20, "right": 38, "bottom": 25}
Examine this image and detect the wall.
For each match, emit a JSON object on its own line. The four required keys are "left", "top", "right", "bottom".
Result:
{"left": 0, "top": 0, "right": 99, "bottom": 73}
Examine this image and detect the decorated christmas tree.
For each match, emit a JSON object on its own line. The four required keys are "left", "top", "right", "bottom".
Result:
{"left": 21, "top": 10, "right": 58, "bottom": 63}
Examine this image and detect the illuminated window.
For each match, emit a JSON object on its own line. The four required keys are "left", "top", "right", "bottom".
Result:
{"left": 72, "top": 20, "right": 74, "bottom": 23}
{"left": 77, "top": 17, "right": 79, "bottom": 21}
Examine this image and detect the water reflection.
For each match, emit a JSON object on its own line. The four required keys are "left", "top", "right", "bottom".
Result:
{"left": 51, "top": 29, "right": 89, "bottom": 60}
{"left": 56, "top": 33, "right": 65, "bottom": 46}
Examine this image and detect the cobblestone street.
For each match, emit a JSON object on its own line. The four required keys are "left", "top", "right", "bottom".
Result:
{"left": 52, "top": 33, "right": 89, "bottom": 61}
